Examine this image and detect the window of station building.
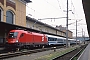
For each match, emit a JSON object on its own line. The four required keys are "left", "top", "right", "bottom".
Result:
{"left": 0, "top": 7, "right": 3, "bottom": 22}
{"left": 6, "top": 10, "right": 14, "bottom": 24}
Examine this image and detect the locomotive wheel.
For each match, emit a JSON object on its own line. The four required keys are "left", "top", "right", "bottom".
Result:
{"left": 16, "top": 48, "right": 20, "bottom": 51}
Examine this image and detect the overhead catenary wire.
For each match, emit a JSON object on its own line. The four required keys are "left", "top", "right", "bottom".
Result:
{"left": 38, "top": 17, "right": 67, "bottom": 20}
{"left": 26, "top": 0, "right": 70, "bottom": 22}
{"left": 57, "top": 0, "right": 61, "bottom": 9}
{"left": 26, "top": 4, "right": 46, "bottom": 18}
{"left": 26, "top": 0, "right": 86, "bottom": 27}
{"left": 27, "top": 0, "right": 65, "bottom": 19}
{"left": 44, "top": 0, "right": 61, "bottom": 11}
{"left": 68, "top": 19, "right": 83, "bottom": 25}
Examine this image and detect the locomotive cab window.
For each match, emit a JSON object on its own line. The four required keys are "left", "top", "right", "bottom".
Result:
{"left": 8, "top": 32, "right": 18, "bottom": 38}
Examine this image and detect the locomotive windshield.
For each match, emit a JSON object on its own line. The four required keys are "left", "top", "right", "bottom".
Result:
{"left": 8, "top": 32, "right": 18, "bottom": 38}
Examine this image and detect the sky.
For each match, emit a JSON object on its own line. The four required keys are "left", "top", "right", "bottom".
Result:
{"left": 26, "top": 0, "right": 89, "bottom": 37}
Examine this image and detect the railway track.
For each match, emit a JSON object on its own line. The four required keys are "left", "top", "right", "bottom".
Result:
{"left": 0, "top": 45, "right": 64, "bottom": 54}
{"left": 52, "top": 44, "right": 87, "bottom": 60}
{"left": 0, "top": 45, "right": 64, "bottom": 59}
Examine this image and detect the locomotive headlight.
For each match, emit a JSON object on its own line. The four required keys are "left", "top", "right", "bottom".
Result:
{"left": 16, "top": 40, "right": 18, "bottom": 42}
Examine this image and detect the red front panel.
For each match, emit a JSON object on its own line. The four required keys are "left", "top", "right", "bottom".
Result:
{"left": 7, "top": 30, "right": 19, "bottom": 43}
{"left": 7, "top": 30, "right": 27, "bottom": 44}
{"left": 8, "top": 39, "right": 17, "bottom": 43}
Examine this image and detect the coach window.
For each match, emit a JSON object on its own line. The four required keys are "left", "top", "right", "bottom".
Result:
{"left": 6, "top": 10, "right": 15, "bottom": 24}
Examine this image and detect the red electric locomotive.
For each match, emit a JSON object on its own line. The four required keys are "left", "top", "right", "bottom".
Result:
{"left": 6, "top": 30, "right": 48, "bottom": 48}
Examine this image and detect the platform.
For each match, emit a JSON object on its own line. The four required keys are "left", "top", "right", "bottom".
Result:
{"left": 78, "top": 43, "right": 90, "bottom": 60}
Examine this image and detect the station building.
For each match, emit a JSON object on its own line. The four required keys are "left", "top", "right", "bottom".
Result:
{"left": 56, "top": 25, "right": 73, "bottom": 38}
{"left": 0, "top": 0, "right": 30, "bottom": 26}
{"left": 0, "top": 0, "right": 73, "bottom": 44}
{"left": 26, "top": 16, "right": 66, "bottom": 37}
{"left": 0, "top": 0, "right": 31, "bottom": 44}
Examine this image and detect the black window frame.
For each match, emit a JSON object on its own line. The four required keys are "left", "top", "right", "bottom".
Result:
{"left": 8, "top": 32, "right": 18, "bottom": 39}
{"left": 48, "top": 37, "right": 57, "bottom": 41}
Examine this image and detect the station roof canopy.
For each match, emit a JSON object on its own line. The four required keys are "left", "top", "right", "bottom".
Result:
{"left": 82, "top": 0, "right": 90, "bottom": 37}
